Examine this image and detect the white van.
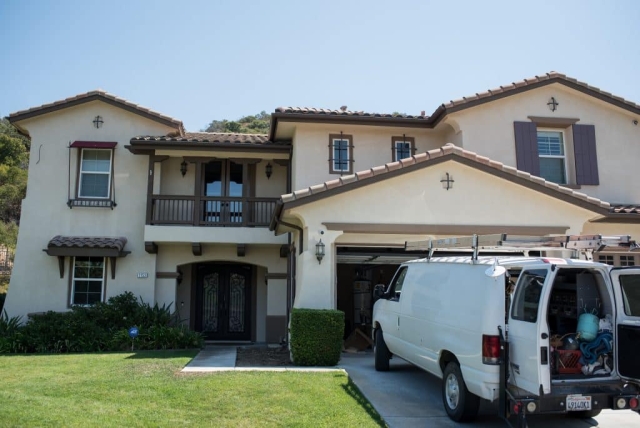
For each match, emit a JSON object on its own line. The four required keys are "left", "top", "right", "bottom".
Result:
{"left": 372, "top": 239, "right": 640, "bottom": 426}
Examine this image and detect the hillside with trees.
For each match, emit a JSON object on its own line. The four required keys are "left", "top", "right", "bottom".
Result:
{"left": 203, "top": 111, "right": 270, "bottom": 134}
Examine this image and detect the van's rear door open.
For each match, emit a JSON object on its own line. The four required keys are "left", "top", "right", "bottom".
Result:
{"left": 508, "top": 267, "right": 552, "bottom": 396}
{"left": 610, "top": 268, "right": 640, "bottom": 384}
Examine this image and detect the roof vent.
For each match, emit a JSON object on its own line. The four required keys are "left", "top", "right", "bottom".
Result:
{"left": 340, "top": 105, "right": 348, "bottom": 111}
{"left": 421, "top": 110, "right": 426, "bottom": 116}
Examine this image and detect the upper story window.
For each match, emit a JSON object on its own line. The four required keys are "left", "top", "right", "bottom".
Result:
{"left": 68, "top": 141, "right": 117, "bottom": 208}
{"left": 328, "top": 134, "right": 353, "bottom": 174}
{"left": 392, "top": 136, "right": 415, "bottom": 161}
{"left": 79, "top": 149, "right": 112, "bottom": 198}
{"left": 537, "top": 130, "right": 566, "bottom": 184}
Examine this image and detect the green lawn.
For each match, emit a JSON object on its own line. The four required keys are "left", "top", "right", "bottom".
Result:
{"left": 0, "top": 351, "right": 386, "bottom": 427}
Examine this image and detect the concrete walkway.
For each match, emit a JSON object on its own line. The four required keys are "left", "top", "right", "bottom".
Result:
{"left": 181, "top": 347, "right": 640, "bottom": 427}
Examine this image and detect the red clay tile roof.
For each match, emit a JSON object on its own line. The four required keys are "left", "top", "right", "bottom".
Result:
{"left": 132, "top": 132, "right": 281, "bottom": 145}
{"left": 271, "top": 72, "right": 640, "bottom": 138}
{"left": 48, "top": 236, "right": 128, "bottom": 251}
{"left": 8, "top": 90, "right": 184, "bottom": 133}
{"left": 611, "top": 205, "right": 640, "bottom": 215}
{"left": 274, "top": 107, "right": 429, "bottom": 120}
{"left": 271, "top": 143, "right": 615, "bottom": 230}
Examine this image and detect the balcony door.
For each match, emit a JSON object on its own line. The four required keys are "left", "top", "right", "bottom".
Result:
{"left": 196, "top": 264, "right": 252, "bottom": 341}
{"left": 203, "top": 161, "right": 245, "bottom": 225}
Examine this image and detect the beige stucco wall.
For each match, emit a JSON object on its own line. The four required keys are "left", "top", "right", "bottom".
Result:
{"left": 285, "top": 160, "right": 601, "bottom": 309}
{"left": 291, "top": 123, "right": 448, "bottom": 190}
{"left": 5, "top": 101, "right": 175, "bottom": 320}
{"left": 447, "top": 83, "right": 640, "bottom": 204}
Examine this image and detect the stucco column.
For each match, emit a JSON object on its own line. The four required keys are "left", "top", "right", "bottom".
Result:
{"left": 293, "top": 227, "right": 342, "bottom": 310}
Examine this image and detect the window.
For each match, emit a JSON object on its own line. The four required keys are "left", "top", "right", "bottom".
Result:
{"left": 71, "top": 256, "right": 105, "bottom": 305}
{"left": 328, "top": 134, "right": 353, "bottom": 174}
{"left": 388, "top": 267, "right": 408, "bottom": 301}
{"left": 598, "top": 255, "right": 615, "bottom": 266}
{"left": 511, "top": 269, "right": 548, "bottom": 323}
{"left": 620, "top": 255, "right": 636, "bottom": 266}
{"left": 79, "top": 149, "right": 112, "bottom": 198}
{"left": 537, "top": 130, "right": 566, "bottom": 184}
{"left": 619, "top": 275, "right": 640, "bottom": 316}
{"left": 392, "top": 136, "right": 415, "bottom": 161}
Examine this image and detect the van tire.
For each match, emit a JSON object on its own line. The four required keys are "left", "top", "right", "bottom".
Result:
{"left": 374, "top": 329, "right": 390, "bottom": 371}
{"left": 442, "top": 362, "right": 480, "bottom": 422}
{"left": 567, "top": 409, "right": 601, "bottom": 419}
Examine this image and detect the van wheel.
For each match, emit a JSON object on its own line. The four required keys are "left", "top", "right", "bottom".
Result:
{"left": 567, "top": 409, "right": 601, "bottom": 418}
{"left": 374, "top": 329, "right": 390, "bottom": 371}
{"left": 442, "top": 362, "right": 480, "bottom": 422}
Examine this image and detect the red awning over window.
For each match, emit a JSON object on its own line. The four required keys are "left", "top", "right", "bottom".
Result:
{"left": 70, "top": 141, "right": 118, "bottom": 148}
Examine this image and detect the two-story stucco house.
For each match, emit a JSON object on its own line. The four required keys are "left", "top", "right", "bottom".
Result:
{"left": 5, "top": 72, "right": 640, "bottom": 343}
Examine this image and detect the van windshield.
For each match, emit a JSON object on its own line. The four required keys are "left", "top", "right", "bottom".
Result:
{"left": 511, "top": 269, "right": 549, "bottom": 323}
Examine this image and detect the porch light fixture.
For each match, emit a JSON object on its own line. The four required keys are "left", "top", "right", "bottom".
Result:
{"left": 180, "top": 160, "right": 188, "bottom": 177}
{"left": 316, "top": 239, "right": 325, "bottom": 264}
{"left": 440, "top": 172, "right": 454, "bottom": 190}
{"left": 265, "top": 162, "right": 273, "bottom": 179}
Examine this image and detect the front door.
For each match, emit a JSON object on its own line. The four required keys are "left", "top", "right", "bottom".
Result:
{"left": 508, "top": 266, "right": 552, "bottom": 396}
{"left": 196, "top": 264, "right": 252, "bottom": 340}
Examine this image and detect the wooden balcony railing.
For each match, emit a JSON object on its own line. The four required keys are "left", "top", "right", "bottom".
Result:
{"left": 149, "top": 195, "right": 278, "bottom": 227}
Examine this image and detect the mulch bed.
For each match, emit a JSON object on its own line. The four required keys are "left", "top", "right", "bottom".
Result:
{"left": 235, "top": 346, "right": 294, "bottom": 367}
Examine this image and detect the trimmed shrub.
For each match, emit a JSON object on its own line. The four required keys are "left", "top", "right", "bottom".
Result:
{"left": 290, "top": 308, "right": 344, "bottom": 366}
{"left": 0, "top": 292, "right": 203, "bottom": 354}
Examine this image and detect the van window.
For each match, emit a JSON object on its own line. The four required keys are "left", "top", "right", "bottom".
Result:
{"left": 389, "top": 267, "right": 408, "bottom": 301}
{"left": 619, "top": 274, "right": 640, "bottom": 316}
{"left": 511, "top": 269, "right": 548, "bottom": 323}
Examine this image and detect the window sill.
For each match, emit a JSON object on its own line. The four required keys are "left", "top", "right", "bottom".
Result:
{"left": 68, "top": 199, "right": 117, "bottom": 209}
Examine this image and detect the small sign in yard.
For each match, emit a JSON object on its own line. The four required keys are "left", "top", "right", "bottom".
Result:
{"left": 129, "top": 326, "right": 139, "bottom": 352}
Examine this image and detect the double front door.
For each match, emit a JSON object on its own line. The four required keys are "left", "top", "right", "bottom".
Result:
{"left": 196, "top": 264, "right": 252, "bottom": 340}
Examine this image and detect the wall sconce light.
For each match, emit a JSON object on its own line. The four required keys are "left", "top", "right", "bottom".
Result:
{"left": 316, "top": 239, "right": 325, "bottom": 264}
{"left": 440, "top": 172, "right": 454, "bottom": 190}
{"left": 265, "top": 162, "right": 273, "bottom": 179}
{"left": 180, "top": 160, "right": 188, "bottom": 177}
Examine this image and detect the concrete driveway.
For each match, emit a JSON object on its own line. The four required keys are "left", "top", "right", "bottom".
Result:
{"left": 339, "top": 352, "right": 640, "bottom": 428}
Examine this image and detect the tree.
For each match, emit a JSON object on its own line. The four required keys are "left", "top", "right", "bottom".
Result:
{"left": 0, "top": 134, "right": 28, "bottom": 167}
{"left": 203, "top": 111, "right": 271, "bottom": 134}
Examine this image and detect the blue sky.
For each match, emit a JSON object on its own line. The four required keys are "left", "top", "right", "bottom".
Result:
{"left": 1, "top": 0, "right": 639, "bottom": 131}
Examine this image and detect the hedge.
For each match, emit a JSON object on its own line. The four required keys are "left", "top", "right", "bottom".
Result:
{"left": 290, "top": 308, "right": 344, "bottom": 366}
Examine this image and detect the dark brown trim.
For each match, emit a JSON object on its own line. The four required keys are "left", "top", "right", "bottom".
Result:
{"left": 251, "top": 266, "right": 257, "bottom": 342}
{"left": 145, "top": 241, "right": 158, "bottom": 254}
{"left": 156, "top": 271, "right": 181, "bottom": 279}
{"left": 589, "top": 214, "right": 640, "bottom": 224}
{"left": 391, "top": 136, "right": 416, "bottom": 162}
{"left": 323, "top": 223, "right": 569, "bottom": 235}
{"left": 237, "top": 244, "right": 246, "bottom": 257}
{"left": 328, "top": 133, "right": 354, "bottom": 174}
{"left": 67, "top": 258, "right": 73, "bottom": 308}
{"left": 265, "top": 315, "right": 287, "bottom": 344}
{"left": 145, "top": 153, "right": 155, "bottom": 225}
{"left": 57, "top": 256, "right": 65, "bottom": 279}
{"left": 273, "top": 159, "right": 289, "bottom": 167}
{"left": 279, "top": 244, "right": 290, "bottom": 258}
{"left": 9, "top": 93, "right": 182, "bottom": 130}
{"left": 44, "top": 248, "right": 130, "bottom": 257}
{"left": 192, "top": 243, "right": 202, "bottom": 256}
{"left": 109, "top": 257, "right": 117, "bottom": 280}
{"left": 126, "top": 141, "right": 291, "bottom": 155}
{"left": 70, "top": 141, "right": 118, "bottom": 148}
{"left": 527, "top": 116, "right": 580, "bottom": 128}
{"left": 265, "top": 273, "right": 288, "bottom": 281}
{"left": 277, "top": 155, "right": 610, "bottom": 216}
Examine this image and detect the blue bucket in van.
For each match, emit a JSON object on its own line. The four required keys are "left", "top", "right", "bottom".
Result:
{"left": 577, "top": 313, "right": 599, "bottom": 342}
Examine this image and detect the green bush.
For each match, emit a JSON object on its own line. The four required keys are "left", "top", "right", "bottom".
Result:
{"left": 290, "top": 308, "right": 344, "bottom": 366}
{"left": 0, "top": 292, "right": 203, "bottom": 354}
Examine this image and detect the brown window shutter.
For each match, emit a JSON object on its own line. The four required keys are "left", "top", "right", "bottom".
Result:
{"left": 573, "top": 124, "right": 599, "bottom": 185}
{"left": 514, "top": 122, "right": 540, "bottom": 176}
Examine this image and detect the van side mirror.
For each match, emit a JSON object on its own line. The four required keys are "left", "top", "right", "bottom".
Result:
{"left": 373, "top": 284, "right": 386, "bottom": 300}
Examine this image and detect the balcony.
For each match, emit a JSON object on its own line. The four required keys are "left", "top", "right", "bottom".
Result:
{"left": 148, "top": 195, "right": 278, "bottom": 227}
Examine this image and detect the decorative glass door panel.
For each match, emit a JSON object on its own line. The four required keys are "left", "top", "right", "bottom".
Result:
{"left": 202, "top": 161, "right": 244, "bottom": 225}
{"left": 197, "top": 265, "right": 251, "bottom": 340}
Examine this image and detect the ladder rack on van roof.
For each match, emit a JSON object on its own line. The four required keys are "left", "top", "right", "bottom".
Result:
{"left": 405, "top": 234, "right": 638, "bottom": 261}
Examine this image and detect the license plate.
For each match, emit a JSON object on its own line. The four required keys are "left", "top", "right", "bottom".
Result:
{"left": 566, "top": 394, "right": 592, "bottom": 411}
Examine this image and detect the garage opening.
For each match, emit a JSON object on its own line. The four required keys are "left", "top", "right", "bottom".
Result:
{"left": 336, "top": 246, "right": 426, "bottom": 347}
